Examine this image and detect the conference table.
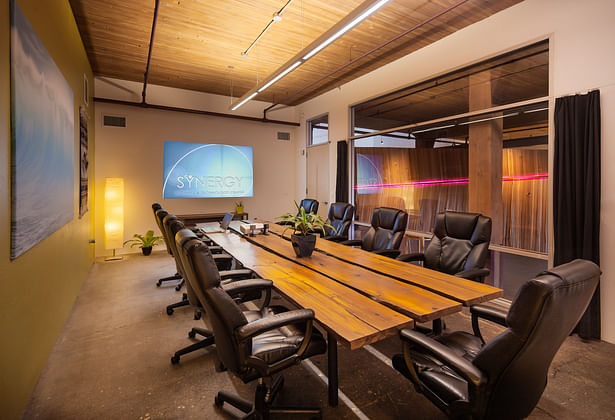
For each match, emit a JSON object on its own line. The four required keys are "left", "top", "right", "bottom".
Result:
{"left": 198, "top": 221, "right": 503, "bottom": 407}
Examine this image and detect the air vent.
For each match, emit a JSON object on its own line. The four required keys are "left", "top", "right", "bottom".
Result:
{"left": 103, "top": 115, "right": 126, "bottom": 127}
{"left": 277, "top": 132, "right": 290, "bottom": 141}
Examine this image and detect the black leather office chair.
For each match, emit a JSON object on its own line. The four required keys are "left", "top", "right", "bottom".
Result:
{"left": 392, "top": 259, "right": 600, "bottom": 420}
{"left": 318, "top": 202, "right": 354, "bottom": 242}
{"left": 181, "top": 233, "right": 328, "bottom": 418}
{"left": 397, "top": 211, "right": 492, "bottom": 283}
{"left": 277, "top": 198, "right": 320, "bottom": 225}
{"left": 169, "top": 224, "right": 256, "bottom": 364}
{"left": 162, "top": 213, "right": 230, "bottom": 315}
{"left": 152, "top": 205, "right": 183, "bottom": 287}
{"left": 342, "top": 207, "right": 408, "bottom": 258}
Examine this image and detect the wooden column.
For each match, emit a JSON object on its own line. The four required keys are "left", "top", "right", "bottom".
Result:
{"left": 468, "top": 71, "right": 502, "bottom": 243}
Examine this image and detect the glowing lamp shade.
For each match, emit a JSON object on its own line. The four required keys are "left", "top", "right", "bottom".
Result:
{"left": 104, "top": 178, "right": 124, "bottom": 250}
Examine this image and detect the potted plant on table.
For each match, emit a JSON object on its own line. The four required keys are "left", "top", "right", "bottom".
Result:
{"left": 278, "top": 201, "right": 334, "bottom": 257}
{"left": 235, "top": 201, "right": 244, "bottom": 215}
{"left": 123, "top": 230, "right": 164, "bottom": 256}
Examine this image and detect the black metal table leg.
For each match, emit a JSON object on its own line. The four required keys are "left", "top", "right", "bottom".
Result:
{"left": 327, "top": 333, "right": 338, "bottom": 407}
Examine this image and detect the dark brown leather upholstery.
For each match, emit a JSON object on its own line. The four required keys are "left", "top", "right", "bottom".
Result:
{"left": 392, "top": 259, "right": 600, "bottom": 419}
{"left": 299, "top": 198, "right": 319, "bottom": 215}
{"left": 322, "top": 202, "right": 354, "bottom": 241}
{"left": 398, "top": 211, "right": 492, "bottom": 282}
{"left": 342, "top": 207, "right": 408, "bottom": 258}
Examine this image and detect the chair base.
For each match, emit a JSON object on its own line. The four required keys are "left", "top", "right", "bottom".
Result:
{"left": 171, "top": 327, "right": 214, "bottom": 364}
{"left": 215, "top": 376, "right": 321, "bottom": 419}
{"left": 156, "top": 272, "right": 182, "bottom": 287}
{"left": 166, "top": 293, "right": 189, "bottom": 315}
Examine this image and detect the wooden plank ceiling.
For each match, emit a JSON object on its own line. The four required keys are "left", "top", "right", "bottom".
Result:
{"left": 69, "top": 0, "right": 523, "bottom": 108}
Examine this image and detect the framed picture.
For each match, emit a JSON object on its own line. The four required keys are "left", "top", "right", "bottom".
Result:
{"left": 10, "top": 0, "right": 74, "bottom": 259}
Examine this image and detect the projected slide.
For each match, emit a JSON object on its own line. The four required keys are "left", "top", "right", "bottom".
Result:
{"left": 163, "top": 141, "right": 254, "bottom": 198}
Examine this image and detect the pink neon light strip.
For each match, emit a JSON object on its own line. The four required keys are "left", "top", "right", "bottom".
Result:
{"left": 355, "top": 173, "right": 547, "bottom": 190}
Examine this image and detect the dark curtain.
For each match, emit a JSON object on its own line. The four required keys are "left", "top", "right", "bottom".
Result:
{"left": 335, "top": 140, "right": 348, "bottom": 203}
{"left": 553, "top": 90, "right": 601, "bottom": 339}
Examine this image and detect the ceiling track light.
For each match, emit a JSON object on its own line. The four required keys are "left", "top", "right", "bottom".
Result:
{"left": 230, "top": 0, "right": 393, "bottom": 111}
{"left": 241, "top": 0, "right": 294, "bottom": 57}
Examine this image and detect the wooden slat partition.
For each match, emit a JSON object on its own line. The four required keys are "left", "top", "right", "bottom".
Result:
{"left": 267, "top": 223, "right": 502, "bottom": 305}
{"left": 244, "top": 231, "right": 461, "bottom": 322}
{"left": 207, "top": 231, "right": 413, "bottom": 350}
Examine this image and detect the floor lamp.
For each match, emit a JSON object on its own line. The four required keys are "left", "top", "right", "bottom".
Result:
{"left": 104, "top": 178, "right": 124, "bottom": 261}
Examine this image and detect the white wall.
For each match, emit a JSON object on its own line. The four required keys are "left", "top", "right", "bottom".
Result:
{"left": 294, "top": 0, "right": 615, "bottom": 343}
{"left": 94, "top": 81, "right": 298, "bottom": 257}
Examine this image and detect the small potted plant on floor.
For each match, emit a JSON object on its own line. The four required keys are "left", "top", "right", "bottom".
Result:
{"left": 278, "top": 201, "right": 334, "bottom": 257}
{"left": 123, "top": 230, "right": 164, "bottom": 256}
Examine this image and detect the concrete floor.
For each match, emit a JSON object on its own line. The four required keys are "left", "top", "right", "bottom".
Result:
{"left": 23, "top": 251, "right": 615, "bottom": 419}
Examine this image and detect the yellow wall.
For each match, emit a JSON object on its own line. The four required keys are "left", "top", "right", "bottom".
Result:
{"left": 0, "top": 1, "right": 94, "bottom": 418}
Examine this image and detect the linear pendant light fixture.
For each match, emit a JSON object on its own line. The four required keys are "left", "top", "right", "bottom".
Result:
{"left": 230, "top": 0, "right": 392, "bottom": 111}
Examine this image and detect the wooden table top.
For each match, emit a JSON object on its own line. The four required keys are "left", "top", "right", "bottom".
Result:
{"left": 206, "top": 231, "right": 414, "bottom": 350}
{"left": 242, "top": 230, "right": 462, "bottom": 323}
{"left": 266, "top": 222, "right": 503, "bottom": 306}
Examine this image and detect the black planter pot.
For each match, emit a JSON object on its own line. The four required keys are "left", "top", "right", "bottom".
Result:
{"left": 141, "top": 246, "right": 153, "bottom": 256}
{"left": 291, "top": 234, "right": 317, "bottom": 257}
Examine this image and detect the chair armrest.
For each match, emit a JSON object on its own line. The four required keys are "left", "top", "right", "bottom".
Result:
{"left": 209, "top": 245, "right": 223, "bottom": 254}
{"left": 372, "top": 249, "right": 400, "bottom": 259}
{"left": 471, "top": 304, "right": 508, "bottom": 327}
{"left": 322, "top": 235, "right": 347, "bottom": 242}
{"left": 222, "top": 279, "right": 273, "bottom": 306}
{"left": 307, "top": 227, "right": 325, "bottom": 237}
{"left": 212, "top": 254, "right": 233, "bottom": 270}
{"left": 341, "top": 239, "right": 362, "bottom": 246}
{"left": 396, "top": 252, "right": 425, "bottom": 262}
{"left": 470, "top": 303, "right": 508, "bottom": 343}
{"left": 219, "top": 269, "right": 255, "bottom": 280}
{"left": 455, "top": 268, "right": 490, "bottom": 282}
{"left": 236, "top": 309, "right": 315, "bottom": 342}
{"left": 399, "top": 328, "right": 486, "bottom": 387}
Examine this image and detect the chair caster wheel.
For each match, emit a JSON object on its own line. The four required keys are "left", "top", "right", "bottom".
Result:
{"left": 194, "top": 312, "right": 202, "bottom": 320}
{"left": 167, "top": 308, "right": 174, "bottom": 315}
{"left": 188, "top": 330, "right": 197, "bottom": 339}
{"left": 214, "top": 395, "right": 224, "bottom": 407}
{"left": 171, "top": 355, "right": 180, "bottom": 364}
{"left": 175, "top": 284, "right": 182, "bottom": 291}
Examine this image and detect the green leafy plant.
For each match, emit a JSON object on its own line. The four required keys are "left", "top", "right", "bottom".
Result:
{"left": 235, "top": 201, "right": 243, "bottom": 207}
{"left": 123, "top": 230, "right": 164, "bottom": 248}
{"left": 278, "top": 200, "right": 335, "bottom": 236}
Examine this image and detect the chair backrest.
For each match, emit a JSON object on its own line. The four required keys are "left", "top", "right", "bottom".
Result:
{"left": 361, "top": 207, "right": 408, "bottom": 251}
{"left": 472, "top": 259, "right": 600, "bottom": 419}
{"left": 155, "top": 209, "right": 174, "bottom": 255}
{"left": 298, "top": 198, "right": 319, "bottom": 215}
{"left": 423, "top": 211, "right": 491, "bottom": 275}
{"left": 174, "top": 228, "right": 208, "bottom": 307}
{"left": 180, "top": 236, "right": 248, "bottom": 374}
{"left": 162, "top": 213, "right": 185, "bottom": 274}
{"left": 325, "top": 202, "right": 354, "bottom": 238}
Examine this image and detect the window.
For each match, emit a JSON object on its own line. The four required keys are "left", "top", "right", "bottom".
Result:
{"left": 350, "top": 41, "right": 549, "bottom": 254}
{"left": 307, "top": 114, "right": 328, "bottom": 146}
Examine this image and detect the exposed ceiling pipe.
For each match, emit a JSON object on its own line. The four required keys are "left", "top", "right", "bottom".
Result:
{"left": 263, "top": 0, "right": 471, "bottom": 117}
{"left": 141, "top": 0, "right": 160, "bottom": 104}
{"left": 94, "top": 97, "right": 300, "bottom": 127}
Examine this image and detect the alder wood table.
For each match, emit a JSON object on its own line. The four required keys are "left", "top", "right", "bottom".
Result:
{"left": 203, "top": 227, "right": 414, "bottom": 407}
{"left": 267, "top": 222, "right": 503, "bottom": 306}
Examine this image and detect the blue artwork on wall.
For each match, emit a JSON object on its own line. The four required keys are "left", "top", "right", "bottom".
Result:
{"left": 10, "top": 1, "right": 74, "bottom": 259}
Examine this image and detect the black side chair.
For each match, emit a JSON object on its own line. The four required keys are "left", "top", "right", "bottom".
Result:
{"left": 397, "top": 210, "right": 492, "bottom": 283}
{"left": 392, "top": 259, "right": 600, "bottom": 420}
{"left": 318, "top": 202, "right": 354, "bottom": 242}
{"left": 278, "top": 198, "right": 319, "bottom": 225}
{"left": 169, "top": 225, "right": 257, "bottom": 364}
{"left": 182, "top": 234, "right": 327, "bottom": 419}
{"left": 152, "top": 205, "right": 183, "bottom": 287}
{"left": 342, "top": 207, "right": 408, "bottom": 258}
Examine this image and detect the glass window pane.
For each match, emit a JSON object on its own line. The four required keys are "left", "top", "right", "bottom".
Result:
{"left": 308, "top": 114, "right": 328, "bottom": 146}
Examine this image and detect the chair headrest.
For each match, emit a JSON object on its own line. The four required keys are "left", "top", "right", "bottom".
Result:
{"left": 372, "top": 207, "right": 407, "bottom": 232}
{"left": 152, "top": 203, "right": 162, "bottom": 211}
{"left": 300, "top": 198, "right": 319, "bottom": 214}
{"left": 176, "top": 228, "right": 198, "bottom": 249}
{"left": 506, "top": 259, "right": 600, "bottom": 337}
{"left": 330, "top": 202, "right": 353, "bottom": 221}
{"left": 434, "top": 211, "right": 491, "bottom": 244}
